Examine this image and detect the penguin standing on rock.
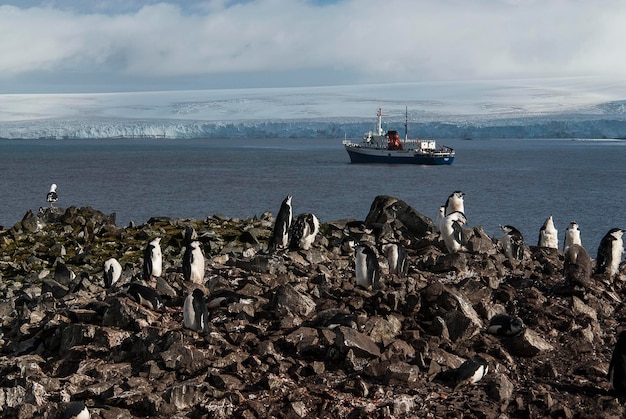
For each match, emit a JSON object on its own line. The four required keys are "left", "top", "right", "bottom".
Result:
{"left": 46, "top": 183, "right": 58, "bottom": 207}
{"left": 290, "top": 213, "right": 320, "bottom": 250}
{"left": 537, "top": 215, "right": 558, "bottom": 249}
{"left": 269, "top": 195, "right": 293, "bottom": 251}
{"left": 142, "top": 237, "right": 162, "bottom": 280}
{"left": 609, "top": 330, "right": 626, "bottom": 397}
{"left": 381, "top": 242, "right": 408, "bottom": 277}
{"left": 595, "top": 228, "right": 624, "bottom": 278}
{"left": 500, "top": 225, "right": 525, "bottom": 260}
{"left": 103, "top": 257, "right": 122, "bottom": 288}
{"left": 444, "top": 191, "right": 465, "bottom": 216}
{"left": 183, "top": 288, "right": 210, "bottom": 333}
{"left": 440, "top": 211, "right": 467, "bottom": 254}
{"left": 354, "top": 243, "right": 380, "bottom": 289}
{"left": 486, "top": 313, "right": 525, "bottom": 337}
{"left": 183, "top": 240, "right": 205, "bottom": 284}
{"left": 564, "top": 244, "right": 592, "bottom": 287}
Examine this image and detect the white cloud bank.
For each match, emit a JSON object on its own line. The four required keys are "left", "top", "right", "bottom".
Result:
{"left": 2, "top": 0, "right": 626, "bottom": 93}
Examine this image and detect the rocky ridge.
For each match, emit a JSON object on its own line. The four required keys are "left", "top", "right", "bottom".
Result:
{"left": 0, "top": 195, "right": 625, "bottom": 418}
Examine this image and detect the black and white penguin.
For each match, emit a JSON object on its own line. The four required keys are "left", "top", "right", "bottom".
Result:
{"left": 142, "top": 237, "right": 162, "bottom": 280}
{"left": 206, "top": 289, "right": 257, "bottom": 308}
{"left": 435, "top": 205, "right": 445, "bottom": 233}
{"left": 183, "top": 240, "right": 205, "bottom": 284}
{"left": 444, "top": 191, "right": 465, "bottom": 216}
{"left": 563, "top": 244, "right": 592, "bottom": 287}
{"left": 354, "top": 242, "right": 380, "bottom": 289}
{"left": 183, "top": 288, "right": 210, "bottom": 333}
{"left": 46, "top": 183, "right": 58, "bottom": 207}
{"left": 454, "top": 356, "right": 489, "bottom": 390}
{"left": 595, "top": 228, "right": 624, "bottom": 278}
{"left": 537, "top": 215, "right": 558, "bottom": 249}
{"left": 563, "top": 221, "right": 582, "bottom": 251}
{"left": 269, "top": 195, "right": 293, "bottom": 251}
{"left": 381, "top": 242, "right": 408, "bottom": 277}
{"left": 103, "top": 257, "right": 122, "bottom": 288}
{"left": 609, "top": 331, "right": 626, "bottom": 397}
{"left": 440, "top": 211, "right": 467, "bottom": 254}
{"left": 500, "top": 225, "right": 525, "bottom": 260}
{"left": 59, "top": 401, "right": 90, "bottom": 419}
{"left": 290, "top": 213, "right": 320, "bottom": 250}
{"left": 126, "top": 283, "right": 162, "bottom": 310}
{"left": 486, "top": 313, "right": 525, "bottom": 337}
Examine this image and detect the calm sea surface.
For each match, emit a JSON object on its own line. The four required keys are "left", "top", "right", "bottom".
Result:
{"left": 1, "top": 137, "right": 625, "bottom": 252}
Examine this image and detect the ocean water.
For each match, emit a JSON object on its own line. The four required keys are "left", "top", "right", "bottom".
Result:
{"left": 1, "top": 137, "right": 625, "bottom": 253}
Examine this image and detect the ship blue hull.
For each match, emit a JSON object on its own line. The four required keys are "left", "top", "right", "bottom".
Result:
{"left": 345, "top": 148, "right": 454, "bottom": 165}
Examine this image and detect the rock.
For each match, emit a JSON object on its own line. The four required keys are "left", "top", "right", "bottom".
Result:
{"left": 335, "top": 326, "right": 381, "bottom": 358}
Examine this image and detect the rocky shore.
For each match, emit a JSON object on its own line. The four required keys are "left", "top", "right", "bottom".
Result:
{"left": 0, "top": 195, "right": 625, "bottom": 418}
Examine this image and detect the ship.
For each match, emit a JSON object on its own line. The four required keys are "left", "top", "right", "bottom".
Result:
{"left": 343, "top": 107, "right": 455, "bottom": 165}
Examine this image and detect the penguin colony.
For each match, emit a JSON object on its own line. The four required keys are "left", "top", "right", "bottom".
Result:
{"left": 42, "top": 185, "right": 626, "bottom": 408}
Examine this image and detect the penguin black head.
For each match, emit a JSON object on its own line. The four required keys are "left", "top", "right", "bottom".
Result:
{"left": 59, "top": 402, "right": 89, "bottom": 419}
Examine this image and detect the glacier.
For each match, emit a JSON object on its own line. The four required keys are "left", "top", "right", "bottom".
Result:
{"left": 2, "top": 78, "right": 626, "bottom": 140}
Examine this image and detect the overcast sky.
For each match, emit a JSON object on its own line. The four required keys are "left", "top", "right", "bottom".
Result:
{"left": 2, "top": 0, "right": 626, "bottom": 94}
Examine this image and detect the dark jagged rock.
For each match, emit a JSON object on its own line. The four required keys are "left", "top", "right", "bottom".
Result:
{"left": 0, "top": 201, "right": 624, "bottom": 418}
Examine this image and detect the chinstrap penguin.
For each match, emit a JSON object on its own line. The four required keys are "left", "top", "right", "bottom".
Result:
{"left": 381, "top": 242, "right": 408, "bottom": 277}
{"left": 609, "top": 330, "right": 626, "bottom": 397}
{"left": 126, "top": 283, "right": 162, "bottom": 310}
{"left": 563, "top": 221, "right": 582, "bottom": 251}
{"left": 454, "top": 356, "right": 489, "bottom": 389}
{"left": 486, "top": 313, "right": 525, "bottom": 337}
{"left": 290, "top": 213, "right": 320, "bottom": 250}
{"left": 142, "top": 237, "right": 162, "bottom": 280}
{"left": 183, "top": 288, "right": 211, "bottom": 333}
{"left": 183, "top": 240, "right": 205, "bottom": 284}
{"left": 59, "top": 401, "right": 90, "bottom": 419}
{"left": 435, "top": 205, "right": 445, "bottom": 233}
{"left": 563, "top": 244, "right": 592, "bottom": 287}
{"left": 444, "top": 191, "right": 465, "bottom": 216}
{"left": 103, "top": 258, "right": 122, "bottom": 288}
{"left": 595, "top": 228, "right": 624, "bottom": 278}
{"left": 269, "top": 195, "right": 293, "bottom": 250}
{"left": 46, "top": 183, "right": 58, "bottom": 207}
{"left": 500, "top": 225, "right": 525, "bottom": 260}
{"left": 537, "top": 215, "right": 558, "bottom": 249}
{"left": 354, "top": 242, "right": 380, "bottom": 289}
{"left": 440, "top": 211, "right": 467, "bottom": 254}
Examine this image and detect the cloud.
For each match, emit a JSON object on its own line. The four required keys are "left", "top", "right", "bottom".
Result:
{"left": 2, "top": 0, "right": 626, "bottom": 92}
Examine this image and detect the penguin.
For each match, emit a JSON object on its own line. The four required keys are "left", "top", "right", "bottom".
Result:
{"left": 444, "top": 191, "right": 465, "bottom": 216}
{"left": 183, "top": 288, "right": 210, "bottom": 333}
{"left": 440, "top": 211, "right": 467, "bottom": 254}
{"left": 103, "top": 257, "right": 122, "bottom": 288}
{"left": 435, "top": 205, "right": 445, "bottom": 233}
{"left": 486, "top": 313, "right": 525, "bottom": 337}
{"left": 537, "top": 215, "right": 558, "bottom": 249}
{"left": 595, "top": 228, "right": 624, "bottom": 278}
{"left": 206, "top": 289, "right": 257, "bottom": 308}
{"left": 126, "top": 283, "right": 162, "bottom": 310}
{"left": 609, "top": 330, "right": 626, "bottom": 397}
{"left": 563, "top": 221, "right": 582, "bottom": 251}
{"left": 290, "top": 213, "right": 320, "bottom": 251}
{"left": 381, "top": 242, "right": 408, "bottom": 277}
{"left": 563, "top": 244, "right": 592, "bottom": 287}
{"left": 142, "top": 237, "right": 162, "bottom": 280}
{"left": 500, "top": 225, "right": 525, "bottom": 260}
{"left": 59, "top": 401, "right": 90, "bottom": 419}
{"left": 454, "top": 357, "right": 488, "bottom": 390}
{"left": 183, "top": 240, "right": 205, "bottom": 284}
{"left": 354, "top": 242, "right": 380, "bottom": 289}
{"left": 46, "top": 183, "right": 58, "bottom": 207}
{"left": 269, "top": 195, "right": 293, "bottom": 251}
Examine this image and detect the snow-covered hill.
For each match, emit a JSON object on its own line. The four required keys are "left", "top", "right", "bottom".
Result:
{"left": 2, "top": 78, "right": 626, "bottom": 139}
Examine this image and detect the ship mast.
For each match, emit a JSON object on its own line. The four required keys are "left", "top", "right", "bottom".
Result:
{"left": 376, "top": 107, "right": 384, "bottom": 136}
{"left": 404, "top": 106, "right": 408, "bottom": 141}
